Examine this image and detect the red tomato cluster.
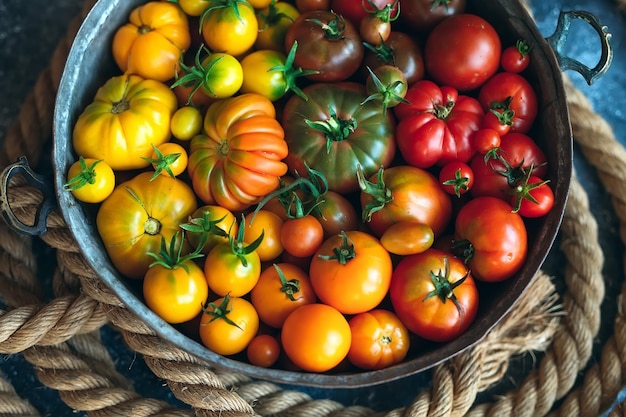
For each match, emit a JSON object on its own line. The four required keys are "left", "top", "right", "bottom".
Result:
{"left": 64, "top": 0, "right": 556, "bottom": 374}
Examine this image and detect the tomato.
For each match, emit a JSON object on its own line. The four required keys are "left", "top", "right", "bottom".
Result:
{"left": 361, "top": 31, "right": 424, "bottom": 86}
{"left": 255, "top": 1, "right": 300, "bottom": 51}
{"left": 424, "top": 13, "right": 501, "bottom": 91}
{"left": 251, "top": 263, "right": 316, "bottom": 328}
{"left": 470, "top": 132, "right": 548, "bottom": 200}
{"left": 188, "top": 93, "right": 289, "bottom": 211}
{"left": 380, "top": 221, "right": 434, "bottom": 256}
{"left": 143, "top": 234, "right": 209, "bottom": 324}
{"left": 348, "top": 309, "right": 410, "bottom": 370}
{"left": 96, "top": 172, "right": 198, "bottom": 279}
{"left": 177, "top": 0, "right": 211, "bottom": 16}
{"left": 112, "top": 2, "right": 191, "bottom": 82}
{"left": 477, "top": 71, "right": 538, "bottom": 134}
{"left": 363, "top": 64, "right": 409, "bottom": 114}
{"left": 199, "top": 295, "right": 260, "bottom": 356}
{"left": 248, "top": 0, "right": 272, "bottom": 8}
{"left": 510, "top": 174, "right": 554, "bottom": 218}
{"left": 358, "top": 165, "right": 452, "bottom": 237}
{"left": 282, "top": 82, "right": 396, "bottom": 193}
{"left": 313, "top": 190, "right": 359, "bottom": 237}
{"left": 239, "top": 49, "right": 302, "bottom": 102}
{"left": 482, "top": 109, "right": 513, "bottom": 137}
{"left": 173, "top": 49, "right": 244, "bottom": 100}
{"left": 171, "top": 106, "right": 203, "bottom": 141}
{"left": 393, "top": 80, "right": 483, "bottom": 168}
{"left": 309, "top": 231, "right": 392, "bottom": 315}
{"left": 247, "top": 334, "right": 281, "bottom": 368}
{"left": 389, "top": 249, "right": 478, "bottom": 342}
{"left": 73, "top": 74, "right": 178, "bottom": 171}
{"left": 203, "top": 217, "right": 264, "bottom": 297}
{"left": 64, "top": 157, "right": 115, "bottom": 204}
{"left": 330, "top": 0, "right": 398, "bottom": 27}
{"left": 471, "top": 128, "right": 501, "bottom": 155}
{"left": 200, "top": 1, "right": 258, "bottom": 56}
{"left": 280, "top": 215, "right": 325, "bottom": 258}
{"left": 439, "top": 160, "right": 474, "bottom": 197}
{"left": 281, "top": 303, "right": 351, "bottom": 372}
{"left": 244, "top": 210, "right": 284, "bottom": 261}
{"left": 359, "top": 12, "right": 392, "bottom": 45}
{"left": 285, "top": 10, "right": 364, "bottom": 82}
{"left": 294, "top": 0, "right": 330, "bottom": 12}
{"left": 453, "top": 196, "right": 527, "bottom": 282}
{"left": 398, "top": 0, "right": 466, "bottom": 33}
{"left": 181, "top": 205, "right": 238, "bottom": 254}
{"left": 145, "top": 142, "right": 189, "bottom": 179}
{"left": 501, "top": 40, "right": 532, "bottom": 73}
{"left": 172, "top": 81, "right": 216, "bottom": 109}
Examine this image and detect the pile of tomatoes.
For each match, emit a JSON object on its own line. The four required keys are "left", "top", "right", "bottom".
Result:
{"left": 64, "top": 0, "right": 555, "bottom": 373}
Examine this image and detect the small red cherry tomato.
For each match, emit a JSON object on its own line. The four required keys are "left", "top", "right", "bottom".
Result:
{"left": 247, "top": 334, "right": 281, "bottom": 368}
{"left": 439, "top": 161, "right": 474, "bottom": 197}
{"left": 510, "top": 174, "right": 554, "bottom": 218}
{"left": 501, "top": 40, "right": 532, "bottom": 73}
{"left": 471, "top": 128, "right": 501, "bottom": 155}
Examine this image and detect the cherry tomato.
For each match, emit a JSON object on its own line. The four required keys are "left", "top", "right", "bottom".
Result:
{"left": 439, "top": 161, "right": 474, "bottom": 197}
{"left": 255, "top": 1, "right": 300, "bottom": 51}
{"left": 64, "top": 157, "right": 115, "bottom": 204}
{"left": 510, "top": 174, "right": 554, "bottom": 218}
{"left": 309, "top": 231, "right": 393, "bottom": 315}
{"left": 482, "top": 109, "right": 513, "bottom": 137}
{"left": 199, "top": 295, "right": 260, "bottom": 356}
{"left": 251, "top": 263, "right": 316, "bottom": 328}
{"left": 361, "top": 31, "right": 424, "bottom": 86}
{"left": 330, "top": 0, "right": 398, "bottom": 27}
{"left": 281, "top": 303, "right": 351, "bottom": 372}
{"left": 424, "top": 13, "right": 501, "bottom": 91}
{"left": 244, "top": 210, "right": 285, "bottom": 262}
{"left": 280, "top": 215, "right": 325, "bottom": 258}
{"left": 200, "top": 1, "right": 258, "bottom": 56}
{"left": 471, "top": 128, "right": 501, "bottom": 155}
{"left": 364, "top": 64, "right": 409, "bottom": 114}
{"left": 453, "top": 196, "right": 527, "bottom": 282}
{"left": 389, "top": 248, "right": 478, "bottom": 342}
{"left": 501, "top": 40, "right": 532, "bottom": 73}
{"left": 348, "top": 309, "right": 410, "bottom": 370}
{"left": 379, "top": 221, "right": 434, "bottom": 256}
{"left": 171, "top": 106, "right": 203, "bottom": 141}
{"left": 247, "top": 334, "right": 281, "bottom": 368}
{"left": 145, "top": 142, "right": 189, "bottom": 179}
{"left": 174, "top": 50, "right": 244, "bottom": 100}
{"left": 313, "top": 190, "right": 360, "bottom": 238}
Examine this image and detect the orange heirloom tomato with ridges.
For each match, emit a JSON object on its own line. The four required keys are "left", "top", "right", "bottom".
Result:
{"left": 200, "top": 0, "right": 258, "bottom": 56}
{"left": 96, "top": 172, "right": 198, "bottom": 279}
{"left": 73, "top": 74, "right": 178, "bottom": 171}
{"left": 112, "top": 1, "right": 191, "bottom": 82}
{"left": 309, "top": 230, "right": 393, "bottom": 315}
{"left": 187, "top": 93, "right": 289, "bottom": 211}
{"left": 348, "top": 309, "right": 410, "bottom": 370}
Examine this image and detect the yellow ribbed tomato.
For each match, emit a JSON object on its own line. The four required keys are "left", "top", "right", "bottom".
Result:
{"left": 72, "top": 74, "right": 178, "bottom": 170}
{"left": 112, "top": 1, "right": 191, "bottom": 82}
{"left": 187, "top": 93, "right": 289, "bottom": 211}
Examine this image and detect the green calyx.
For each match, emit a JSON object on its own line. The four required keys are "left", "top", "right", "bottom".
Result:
{"left": 361, "top": 65, "right": 409, "bottom": 115}
{"left": 357, "top": 165, "right": 393, "bottom": 223}
{"left": 142, "top": 143, "right": 181, "bottom": 181}
{"left": 201, "top": 293, "right": 242, "bottom": 329}
{"left": 229, "top": 214, "right": 264, "bottom": 268}
{"left": 423, "top": 256, "right": 469, "bottom": 315}
{"left": 147, "top": 231, "right": 204, "bottom": 272}
{"left": 179, "top": 212, "right": 230, "bottom": 253}
{"left": 317, "top": 231, "right": 356, "bottom": 265}
{"left": 509, "top": 164, "right": 550, "bottom": 213}
{"left": 305, "top": 106, "right": 357, "bottom": 151}
{"left": 273, "top": 264, "right": 302, "bottom": 302}
{"left": 306, "top": 12, "right": 347, "bottom": 41}
{"left": 363, "top": 0, "right": 400, "bottom": 22}
{"left": 268, "top": 41, "right": 319, "bottom": 101}
{"left": 171, "top": 44, "right": 222, "bottom": 105}
{"left": 63, "top": 156, "right": 102, "bottom": 191}
{"left": 442, "top": 168, "right": 471, "bottom": 198}
{"left": 200, "top": 0, "right": 249, "bottom": 26}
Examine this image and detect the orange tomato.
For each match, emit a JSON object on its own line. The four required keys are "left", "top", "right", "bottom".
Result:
{"left": 112, "top": 1, "right": 191, "bottom": 82}
{"left": 200, "top": 1, "right": 258, "bottom": 56}
{"left": 379, "top": 221, "right": 434, "bottom": 255}
{"left": 145, "top": 142, "right": 189, "bottom": 179}
{"left": 251, "top": 263, "right": 316, "bottom": 328}
{"left": 244, "top": 210, "right": 284, "bottom": 261}
{"left": 199, "top": 295, "right": 259, "bottom": 355}
{"left": 309, "top": 231, "right": 392, "bottom": 315}
{"left": 347, "top": 309, "right": 410, "bottom": 370}
{"left": 280, "top": 215, "right": 324, "bottom": 258}
{"left": 281, "top": 303, "right": 351, "bottom": 372}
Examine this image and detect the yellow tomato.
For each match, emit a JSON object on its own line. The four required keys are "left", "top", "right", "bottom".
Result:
{"left": 181, "top": 204, "right": 239, "bottom": 254}
{"left": 201, "top": 1, "right": 258, "bottom": 56}
{"left": 73, "top": 74, "right": 178, "bottom": 170}
{"left": 146, "top": 142, "right": 189, "bottom": 179}
{"left": 244, "top": 210, "right": 284, "bottom": 261}
{"left": 112, "top": 1, "right": 191, "bottom": 82}
{"left": 64, "top": 157, "right": 115, "bottom": 204}
{"left": 248, "top": 0, "right": 273, "bottom": 8}
{"left": 170, "top": 106, "right": 203, "bottom": 140}
{"left": 177, "top": 0, "right": 211, "bottom": 16}
{"left": 255, "top": 1, "right": 300, "bottom": 51}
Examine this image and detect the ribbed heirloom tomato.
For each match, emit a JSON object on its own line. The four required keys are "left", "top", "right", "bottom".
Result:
{"left": 187, "top": 93, "right": 289, "bottom": 211}
{"left": 309, "top": 230, "right": 393, "bottom": 315}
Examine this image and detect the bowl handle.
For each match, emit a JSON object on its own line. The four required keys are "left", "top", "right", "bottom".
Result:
{"left": 545, "top": 10, "right": 613, "bottom": 85}
{"left": 1, "top": 156, "right": 57, "bottom": 236}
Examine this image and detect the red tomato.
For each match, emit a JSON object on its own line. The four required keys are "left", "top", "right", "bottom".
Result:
{"left": 309, "top": 231, "right": 393, "bottom": 315}
{"left": 398, "top": 0, "right": 466, "bottom": 33}
{"left": 359, "top": 165, "right": 452, "bottom": 237}
{"left": 331, "top": 0, "right": 398, "bottom": 26}
{"left": 389, "top": 249, "right": 478, "bottom": 342}
{"left": 295, "top": 0, "right": 330, "bottom": 12}
{"left": 313, "top": 190, "right": 360, "bottom": 237}
{"left": 280, "top": 215, "right": 325, "bottom": 258}
{"left": 471, "top": 128, "right": 501, "bottom": 155}
{"left": 247, "top": 334, "right": 281, "bottom": 368}
{"left": 453, "top": 196, "right": 527, "bottom": 282}
{"left": 477, "top": 72, "right": 538, "bottom": 134}
{"left": 380, "top": 221, "right": 434, "bottom": 256}
{"left": 348, "top": 309, "right": 410, "bottom": 370}
{"left": 511, "top": 175, "right": 554, "bottom": 218}
{"left": 501, "top": 40, "right": 532, "bottom": 73}
{"left": 361, "top": 31, "right": 424, "bottom": 86}
{"left": 439, "top": 161, "right": 474, "bottom": 197}
{"left": 482, "top": 109, "right": 513, "bottom": 136}
{"left": 394, "top": 80, "right": 483, "bottom": 168}
{"left": 251, "top": 263, "right": 316, "bottom": 328}
{"left": 424, "top": 13, "right": 501, "bottom": 91}
{"left": 281, "top": 303, "right": 351, "bottom": 372}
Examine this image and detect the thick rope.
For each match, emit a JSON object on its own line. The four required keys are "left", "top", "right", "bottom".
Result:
{"left": 1, "top": 0, "right": 625, "bottom": 416}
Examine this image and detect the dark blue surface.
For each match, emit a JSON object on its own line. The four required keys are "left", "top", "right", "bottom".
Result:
{"left": 0, "top": 0, "right": 625, "bottom": 415}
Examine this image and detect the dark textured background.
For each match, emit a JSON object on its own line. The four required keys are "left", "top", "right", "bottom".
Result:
{"left": 1, "top": 0, "right": 625, "bottom": 415}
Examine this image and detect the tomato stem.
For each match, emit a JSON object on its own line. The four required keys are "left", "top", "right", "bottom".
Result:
{"left": 201, "top": 293, "right": 242, "bottom": 329}
{"left": 141, "top": 143, "right": 181, "bottom": 181}
{"left": 146, "top": 231, "right": 204, "bottom": 271}
{"left": 357, "top": 165, "right": 393, "bottom": 222}
{"left": 63, "top": 156, "right": 102, "bottom": 191}
{"left": 423, "top": 256, "right": 469, "bottom": 315}
{"left": 306, "top": 12, "right": 347, "bottom": 41}
{"left": 361, "top": 66, "right": 409, "bottom": 115}
{"left": 273, "top": 264, "right": 302, "bottom": 302}
{"left": 268, "top": 41, "right": 319, "bottom": 101}
{"left": 317, "top": 231, "right": 356, "bottom": 265}
{"left": 305, "top": 106, "right": 357, "bottom": 150}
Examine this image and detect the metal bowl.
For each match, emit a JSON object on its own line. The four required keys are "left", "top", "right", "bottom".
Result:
{"left": 42, "top": 0, "right": 610, "bottom": 388}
